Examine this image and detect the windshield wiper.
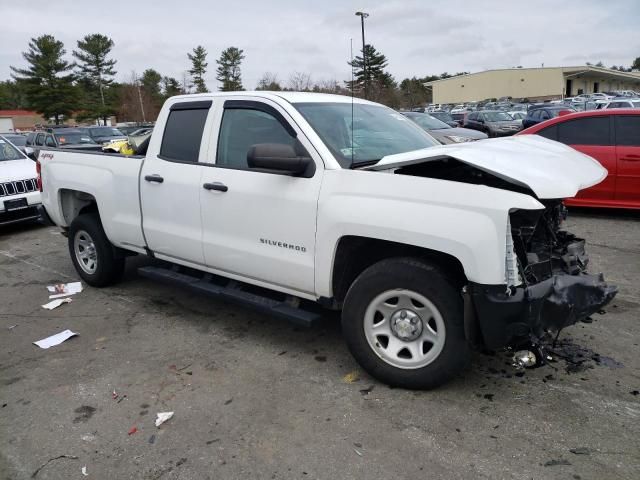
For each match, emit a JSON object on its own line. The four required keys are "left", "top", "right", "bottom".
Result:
{"left": 350, "top": 159, "right": 381, "bottom": 169}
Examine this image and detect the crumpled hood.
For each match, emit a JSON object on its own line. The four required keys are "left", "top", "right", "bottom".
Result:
{"left": 0, "top": 158, "right": 37, "bottom": 183}
{"left": 365, "top": 135, "right": 607, "bottom": 199}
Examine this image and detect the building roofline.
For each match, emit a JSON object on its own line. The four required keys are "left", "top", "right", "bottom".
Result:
{"left": 424, "top": 66, "right": 640, "bottom": 86}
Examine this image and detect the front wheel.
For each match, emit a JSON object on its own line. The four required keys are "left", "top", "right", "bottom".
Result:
{"left": 342, "top": 257, "right": 470, "bottom": 389}
{"left": 68, "top": 214, "right": 125, "bottom": 287}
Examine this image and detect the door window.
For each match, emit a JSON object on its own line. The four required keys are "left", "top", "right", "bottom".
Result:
{"left": 159, "top": 103, "right": 210, "bottom": 163}
{"left": 217, "top": 107, "right": 296, "bottom": 171}
{"left": 537, "top": 125, "right": 558, "bottom": 141}
{"left": 26, "top": 132, "right": 35, "bottom": 146}
{"left": 557, "top": 117, "right": 611, "bottom": 145}
{"left": 45, "top": 135, "right": 56, "bottom": 147}
{"left": 615, "top": 116, "right": 640, "bottom": 146}
{"left": 35, "top": 133, "right": 45, "bottom": 146}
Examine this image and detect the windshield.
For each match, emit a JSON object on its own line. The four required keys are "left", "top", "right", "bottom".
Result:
{"left": 0, "top": 137, "right": 26, "bottom": 161}
{"left": 294, "top": 103, "right": 438, "bottom": 168}
{"left": 90, "top": 127, "right": 124, "bottom": 137}
{"left": 405, "top": 113, "right": 451, "bottom": 130}
{"left": 55, "top": 132, "right": 96, "bottom": 145}
{"left": 430, "top": 111, "right": 454, "bottom": 122}
{"left": 484, "top": 112, "right": 513, "bottom": 121}
{"left": 3, "top": 135, "right": 27, "bottom": 146}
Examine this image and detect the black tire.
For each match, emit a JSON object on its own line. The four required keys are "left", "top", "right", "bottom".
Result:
{"left": 68, "top": 214, "right": 125, "bottom": 287}
{"left": 342, "top": 257, "right": 470, "bottom": 389}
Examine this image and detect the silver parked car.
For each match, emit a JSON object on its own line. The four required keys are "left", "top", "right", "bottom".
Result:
{"left": 401, "top": 112, "right": 488, "bottom": 144}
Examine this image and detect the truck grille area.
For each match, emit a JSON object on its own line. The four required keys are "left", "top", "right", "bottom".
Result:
{"left": 509, "top": 200, "right": 587, "bottom": 284}
{"left": 0, "top": 179, "right": 38, "bottom": 197}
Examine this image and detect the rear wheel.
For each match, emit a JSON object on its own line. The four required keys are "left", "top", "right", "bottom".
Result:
{"left": 342, "top": 257, "right": 469, "bottom": 389}
{"left": 68, "top": 214, "right": 125, "bottom": 287}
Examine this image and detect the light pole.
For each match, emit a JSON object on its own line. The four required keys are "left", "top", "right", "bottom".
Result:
{"left": 355, "top": 11, "right": 369, "bottom": 99}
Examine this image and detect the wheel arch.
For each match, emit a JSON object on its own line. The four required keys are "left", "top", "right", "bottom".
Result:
{"left": 329, "top": 235, "right": 467, "bottom": 305}
{"left": 58, "top": 188, "right": 100, "bottom": 226}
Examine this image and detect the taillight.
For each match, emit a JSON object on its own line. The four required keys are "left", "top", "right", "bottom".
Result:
{"left": 36, "top": 160, "right": 42, "bottom": 192}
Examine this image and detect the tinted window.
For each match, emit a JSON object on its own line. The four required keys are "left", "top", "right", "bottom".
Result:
{"left": 26, "top": 132, "right": 35, "bottom": 146}
{"left": 217, "top": 108, "right": 296, "bottom": 170}
{"left": 5, "top": 135, "right": 26, "bottom": 146}
{"left": 615, "top": 116, "right": 640, "bottom": 146}
{"left": 557, "top": 117, "right": 610, "bottom": 145}
{"left": 45, "top": 135, "right": 56, "bottom": 147}
{"left": 159, "top": 108, "right": 209, "bottom": 162}
{"left": 531, "top": 110, "right": 540, "bottom": 120}
{"left": 537, "top": 125, "right": 558, "bottom": 141}
{"left": 36, "top": 133, "right": 45, "bottom": 146}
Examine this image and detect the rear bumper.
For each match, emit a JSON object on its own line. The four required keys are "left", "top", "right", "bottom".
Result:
{"left": 467, "top": 273, "right": 617, "bottom": 350}
{"left": 37, "top": 204, "right": 56, "bottom": 226}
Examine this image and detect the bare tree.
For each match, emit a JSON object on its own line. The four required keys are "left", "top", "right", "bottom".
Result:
{"left": 313, "top": 79, "right": 342, "bottom": 94}
{"left": 256, "top": 72, "right": 282, "bottom": 90}
{"left": 288, "top": 72, "right": 312, "bottom": 91}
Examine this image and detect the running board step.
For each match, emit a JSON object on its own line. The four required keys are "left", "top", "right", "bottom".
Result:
{"left": 137, "top": 266, "right": 322, "bottom": 328}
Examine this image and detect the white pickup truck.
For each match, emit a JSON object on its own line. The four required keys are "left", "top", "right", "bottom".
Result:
{"left": 38, "top": 92, "right": 616, "bottom": 388}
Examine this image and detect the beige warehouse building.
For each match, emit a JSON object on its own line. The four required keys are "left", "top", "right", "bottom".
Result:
{"left": 426, "top": 66, "right": 640, "bottom": 104}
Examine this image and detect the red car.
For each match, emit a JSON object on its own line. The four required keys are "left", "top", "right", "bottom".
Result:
{"left": 518, "top": 109, "right": 640, "bottom": 209}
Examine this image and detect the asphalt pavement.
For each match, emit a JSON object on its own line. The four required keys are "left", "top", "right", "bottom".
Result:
{"left": 1, "top": 209, "right": 639, "bottom": 479}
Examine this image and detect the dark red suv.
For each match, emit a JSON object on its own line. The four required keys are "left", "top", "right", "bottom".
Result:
{"left": 517, "top": 109, "right": 640, "bottom": 209}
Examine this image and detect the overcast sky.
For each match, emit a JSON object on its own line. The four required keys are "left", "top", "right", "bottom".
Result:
{"left": 1, "top": 0, "right": 638, "bottom": 90}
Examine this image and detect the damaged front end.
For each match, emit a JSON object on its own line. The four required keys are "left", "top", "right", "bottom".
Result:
{"left": 467, "top": 200, "right": 617, "bottom": 350}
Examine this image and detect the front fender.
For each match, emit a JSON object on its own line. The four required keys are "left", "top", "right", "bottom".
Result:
{"left": 315, "top": 169, "right": 543, "bottom": 298}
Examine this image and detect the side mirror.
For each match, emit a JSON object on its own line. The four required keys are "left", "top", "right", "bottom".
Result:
{"left": 247, "top": 143, "right": 314, "bottom": 177}
{"left": 25, "top": 146, "right": 37, "bottom": 161}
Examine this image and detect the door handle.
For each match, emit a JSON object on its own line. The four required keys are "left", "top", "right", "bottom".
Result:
{"left": 203, "top": 182, "right": 228, "bottom": 192}
{"left": 621, "top": 155, "right": 640, "bottom": 162}
{"left": 144, "top": 174, "right": 164, "bottom": 183}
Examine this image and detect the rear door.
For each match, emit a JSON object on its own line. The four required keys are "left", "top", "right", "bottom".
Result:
{"left": 199, "top": 97, "right": 323, "bottom": 296}
{"left": 556, "top": 116, "right": 615, "bottom": 201}
{"left": 614, "top": 115, "right": 640, "bottom": 204}
{"left": 140, "top": 100, "right": 214, "bottom": 265}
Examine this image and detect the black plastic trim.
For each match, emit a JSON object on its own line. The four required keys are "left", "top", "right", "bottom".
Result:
{"left": 170, "top": 100, "right": 212, "bottom": 111}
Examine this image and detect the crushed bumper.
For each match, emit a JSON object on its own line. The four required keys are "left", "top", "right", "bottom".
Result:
{"left": 467, "top": 273, "right": 617, "bottom": 350}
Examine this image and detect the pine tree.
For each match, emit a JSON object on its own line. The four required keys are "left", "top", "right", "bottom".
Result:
{"left": 11, "top": 35, "right": 77, "bottom": 124}
{"left": 141, "top": 69, "right": 163, "bottom": 113}
{"left": 632, "top": 57, "right": 640, "bottom": 70}
{"left": 188, "top": 46, "right": 209, "bottom": 93}
{"left": 73, "top": 33, "right": 117, "bottom": 123}
{"left": 347, "top": 44, "right": 394, "bottom": 96}
{"left": 216, "top": 47, "right": 245, "bottom": 91}
{"left": 162, "top": 76, "right": 182, "bottom": 99}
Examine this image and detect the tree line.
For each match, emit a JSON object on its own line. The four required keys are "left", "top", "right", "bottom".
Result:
{"left": 2, "top": 33, "right": 639, "bottom": 125}
{"left": 0, "top": 34, "right": 248, "bottom": 124}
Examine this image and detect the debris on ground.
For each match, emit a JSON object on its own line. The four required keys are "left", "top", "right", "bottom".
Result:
{"left": 569, "top": 447, "right": 591, "bottom": 455}
{"left": 631, "top": 390, "right": 639, "bottom": 396}
{"left": 41, "top": 298, "right": 72, "bottom": 310}
{"left": 33, "top": 329, "right": 78, "bottom": 349}
{"left": 31, "top": 454, "right": 79, "bottom": 478}
{"left": 47, "top": 282, "right": 83, "bottom": 299}
{"left": 547, "top": 338, "right": 624, "bottom": 373}
{"left": 112, "top": 390, "right": 118, "bottom": 400}
{"left": 343, "top": 371, "right": 359, "bottom": 383}
{"left": 128, "top": 426, "right": 138, "bottom": 435}
{"left": 81, "top": 465, "right": 88, "bottom": 476}
{"left": 155, "top": 412, "right": 174, "bottom": 427}
{"left": 543, "top": 459, "right": 571, "bottom": 467}
{"left": 353, "top": 448, "right": 363, "bottom": 457}
{"left": 359, "top": 385, "right": 374, "bottom": 396}
{"left": 148, "top": 434, "right": 156, "bottom": 444}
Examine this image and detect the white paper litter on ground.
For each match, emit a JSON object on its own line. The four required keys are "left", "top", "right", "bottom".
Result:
{"left": 47, "top": 282, "right": 83, "bottom": 299}
{"left": 42, "top": 298, "right": 72, "bottom": 310}
{"left": 33, "top": 329, "right": 78, "bottom": 349}
{"left": 155, "top": 411, "right": 174, "bottom": 427}
{"left": 81, "top": 465, "right": 88, "bottom": 476}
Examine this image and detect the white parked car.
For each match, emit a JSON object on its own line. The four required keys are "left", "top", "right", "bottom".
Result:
{"left": 589, "top": 93, "right": 613, "bottom": 101}
{"left": 602, "top": 99, "right": 640, "bottom": 109}
{"left": 0, "top": 135, "right": 41, "bottom": 225}
{"left": 38, "top": 92, "right": 617, "bottom": 389}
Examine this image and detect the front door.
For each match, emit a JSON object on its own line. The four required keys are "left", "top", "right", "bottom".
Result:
{"left": 614, "top": 115, "right": 640, "bottom": 204}
{"left": 199, "top": 98, "right": 323, "bottom": 296}
{"left": 140, "top": 100, "right": 214, "bottom": 264}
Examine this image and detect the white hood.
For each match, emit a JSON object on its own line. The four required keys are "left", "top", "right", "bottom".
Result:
{"left": 0, "top": 158, "right": 37, "bottom": 183}
{"left": 366, "top": 135, "right": 607, "bottom": 199}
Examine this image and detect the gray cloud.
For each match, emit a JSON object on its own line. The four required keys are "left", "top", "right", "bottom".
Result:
{"left": 0, "top": 0, "right": 637, "bottom": 90}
